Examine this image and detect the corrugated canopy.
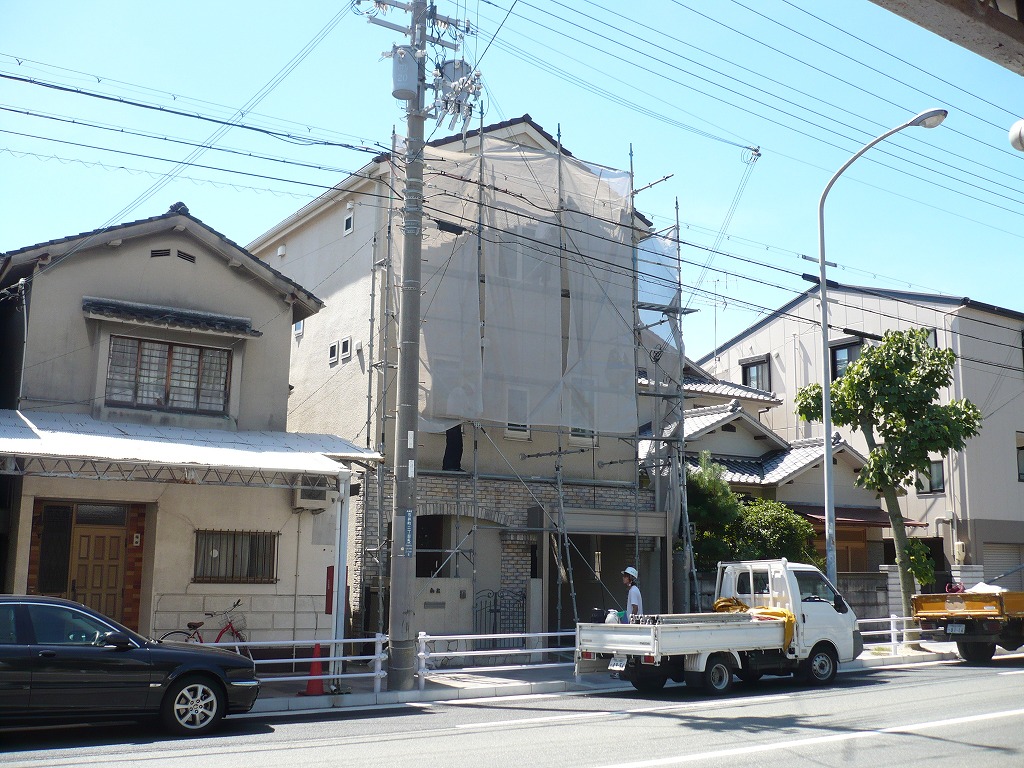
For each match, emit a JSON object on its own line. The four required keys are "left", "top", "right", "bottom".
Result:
{"left": 0, "top": 410, "right": 379, "bottom": 487}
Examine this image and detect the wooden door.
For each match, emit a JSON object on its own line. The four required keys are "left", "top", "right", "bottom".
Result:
{"left": 69, "top": 524, "right": 125, "bottom": 620}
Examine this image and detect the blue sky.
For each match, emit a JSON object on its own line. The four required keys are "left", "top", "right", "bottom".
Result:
{"left": 3, "top": 1, "right": 1023, "bottom": 361}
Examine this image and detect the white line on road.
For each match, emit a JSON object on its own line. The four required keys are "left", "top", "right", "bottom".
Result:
{"left": 453, "top": 694, "right": 794, "bottom": 730}
{"left": 593, "top": 707, "right": 1024, "bottom": 768}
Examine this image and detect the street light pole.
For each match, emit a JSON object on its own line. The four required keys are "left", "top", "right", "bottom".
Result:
{"left": 818, "top": 108, "right": 948, "bottom": 585}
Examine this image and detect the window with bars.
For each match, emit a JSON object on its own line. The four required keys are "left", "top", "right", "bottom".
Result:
{"left": 105, "top": 336, "right": 230, "bottom": 414}
{"left": 193, "top": 529, "right": 279, "bottom": 584}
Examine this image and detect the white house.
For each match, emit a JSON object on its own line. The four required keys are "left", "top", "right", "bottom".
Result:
{"left": 699, "top": 283, "right": 1024, "bottom": 589}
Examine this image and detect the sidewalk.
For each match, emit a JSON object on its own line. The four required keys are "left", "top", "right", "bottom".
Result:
{"left": 245, "top": 641, "right": 973, "bottom": 716}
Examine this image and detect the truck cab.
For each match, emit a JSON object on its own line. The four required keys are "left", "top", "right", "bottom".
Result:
{"left": 717, "top": 560, "right": 862, "bottom": 663}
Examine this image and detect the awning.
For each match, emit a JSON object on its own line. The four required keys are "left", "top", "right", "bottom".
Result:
{"left": 789, "top": 504, "right": 928, "bottom": 529}
{"left": 0, "top": 410, "right": 380, "bottom": 488}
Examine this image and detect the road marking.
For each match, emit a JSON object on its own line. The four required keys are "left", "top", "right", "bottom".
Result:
{"left": 453, "top": 694, "right": 793, "bottom": 730}
{"left": 998, "top": 670, "right": 1024, "bottom": 675}
{"left": 594, "top": 707, "right": 1024, "bottom": 767}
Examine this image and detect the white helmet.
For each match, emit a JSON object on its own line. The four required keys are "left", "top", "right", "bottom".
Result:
{"left": 622, "top": 566, "right": 638, "bottom": 580}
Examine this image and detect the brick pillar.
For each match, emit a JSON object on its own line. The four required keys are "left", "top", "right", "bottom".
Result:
{"left": 500, "top": 530, "right": 532, "bottom": 597}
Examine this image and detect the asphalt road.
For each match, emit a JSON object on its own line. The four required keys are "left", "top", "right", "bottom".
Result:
{"left": 3, "top": 655, "right": 1024, "bottom": 767}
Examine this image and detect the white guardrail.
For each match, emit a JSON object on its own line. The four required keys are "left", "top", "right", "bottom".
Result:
{"left": 203, "top": 634, "right": 389, "bottom": 694}
{"left": 194, "top": 615, "right": 934, "bottom": 695}
{"left": 416, "top": 630, "right": 577, "bottom": 691}
{"left": 856, "top": 615, "right": 941, "bottom": 655}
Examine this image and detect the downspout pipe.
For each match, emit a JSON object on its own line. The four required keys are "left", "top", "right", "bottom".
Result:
{"left": 17, "top": 278, "right": 28, "bottom": 408}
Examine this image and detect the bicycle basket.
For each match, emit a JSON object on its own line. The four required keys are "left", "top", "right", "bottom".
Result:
{"left": 223, "top": 613, "right": 246, "bottom": 632}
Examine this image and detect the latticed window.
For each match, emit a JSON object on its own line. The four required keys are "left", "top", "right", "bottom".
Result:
{"left": 105, "top": 336, "right": 230, "bottom": 414}
{"left": 193, "top": 530, "right": 279, "bottom": 584}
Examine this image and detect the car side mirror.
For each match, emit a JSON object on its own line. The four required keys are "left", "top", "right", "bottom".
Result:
{"left": 833, "top": 594, "right": 848, "bottom": 614}
{"left": 101, "top": 631, "right": 132, "bottom": 649}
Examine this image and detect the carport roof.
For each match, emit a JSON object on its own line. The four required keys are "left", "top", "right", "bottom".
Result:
{"left": 0, "top": 410, "right": 379, "bottom": 487}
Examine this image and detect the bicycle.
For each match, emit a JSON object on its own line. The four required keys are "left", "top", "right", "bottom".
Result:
{"left": 160, "top": 598, "right": 252, "bottom": 659}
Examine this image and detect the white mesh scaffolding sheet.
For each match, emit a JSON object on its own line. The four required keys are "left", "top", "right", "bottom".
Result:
{"left": 400, "top": 138, "right": 637, "bottom": 435}
{"left": 560, "top": 151, "right": 636, "bottom": 435}
{"left": 406, "top": 144, "right": 484, "bottom": 433}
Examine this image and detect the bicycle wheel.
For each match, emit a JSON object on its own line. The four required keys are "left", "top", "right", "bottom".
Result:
{"left": 216, "top": 627, "right": 252, "bottom": 659}
{"left": 160, "top": 630, "right": 193, "bottom": 643}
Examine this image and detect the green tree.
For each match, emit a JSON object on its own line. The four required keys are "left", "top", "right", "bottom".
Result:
{"left": 795, "top": 328, "right": 981, "bottom": 617}
{"left": 686, "top": 451, "right": 743, "bottom": 570}
{"left": 731, "top": 499, "right": 820, "bottom": 566}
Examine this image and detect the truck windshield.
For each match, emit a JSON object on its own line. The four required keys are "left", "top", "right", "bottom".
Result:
{"left": 794, "top": 571, "right": 837, "bottom": 603}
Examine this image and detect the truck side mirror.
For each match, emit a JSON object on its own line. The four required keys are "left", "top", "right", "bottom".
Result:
{"left": 833, "top": 594, "right": 848, "bottom": 614}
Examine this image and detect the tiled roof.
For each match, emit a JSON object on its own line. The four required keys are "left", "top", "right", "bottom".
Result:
{"left": 681, "top": 401, "right": 743, "bottom": 440}
{"left": 680, "top": 434, "right": 865, "bottom": 487}
{"left": 683, "top": 376, "right": 780, "bottom": 404}
{"left": 82, "top": 297, "right": 262, "bottom": 337}
{"left": 2, "top": 204, "right": 322, "bottom": 312}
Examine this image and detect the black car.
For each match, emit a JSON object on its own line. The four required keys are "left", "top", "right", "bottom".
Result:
{"left": 0, "top": 595, "right": 259, "bottom": 736}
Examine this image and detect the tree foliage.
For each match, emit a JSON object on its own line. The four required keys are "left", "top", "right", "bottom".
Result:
{"left": 685, "top": 454, "right": 818, "bottom": 570}
{"left": 794, "top": 327, "right": 981, "bottom": 616}
{"left": 686, "top": 451, "right": 742, "bottom": 570}
{"left": 730, "top": 499, "right": 820, "bottom": 566}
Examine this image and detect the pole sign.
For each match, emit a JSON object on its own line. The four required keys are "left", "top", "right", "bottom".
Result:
{"left": 402, "top": 509, "right": 415, "bottom": 557}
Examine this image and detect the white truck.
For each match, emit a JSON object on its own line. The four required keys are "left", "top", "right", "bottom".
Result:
{"left": 575, "top": 559, "right": 863, "bottom": 694}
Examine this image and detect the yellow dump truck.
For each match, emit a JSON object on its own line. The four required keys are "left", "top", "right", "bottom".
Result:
{"left": 912, "top": 590, "right": 1024, "bottom": 662}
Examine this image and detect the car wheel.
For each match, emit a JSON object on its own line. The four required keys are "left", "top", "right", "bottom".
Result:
{"left": 161, "top": 675, "right": 225, "bottom": 736}
{"left": 702, "top": 654, "right": 734, "bottom": 695}
{"left": 799, "top": 645, "right": 838, "bottom": 685}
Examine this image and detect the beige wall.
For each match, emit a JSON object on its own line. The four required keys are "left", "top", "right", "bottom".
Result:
{"left": 15, "top": 474, "right": 348, "bottom": 640}
{"left": 256, "top": 180, "right": 382, "bottom": 442}
{"left": 21, "top": 231, "right": 294, "bottom": 431}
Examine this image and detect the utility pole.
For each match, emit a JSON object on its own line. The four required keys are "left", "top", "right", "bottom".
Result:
{"left": 363, "top": 0, "right": 472, "bottom": 692}
{"left": 388, "top": 0, "right": 427, "bottom": 692}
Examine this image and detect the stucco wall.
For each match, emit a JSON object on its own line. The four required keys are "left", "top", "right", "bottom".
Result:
{"left": 15, "top": 476, "right": 345, "bottom": 640}
{"left": 21, "top": 230, "right": 294, "bottom": 431}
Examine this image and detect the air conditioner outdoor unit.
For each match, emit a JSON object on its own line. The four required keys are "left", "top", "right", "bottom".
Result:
{"left": 293, "top": 481, "right": 339, "bottom": 511}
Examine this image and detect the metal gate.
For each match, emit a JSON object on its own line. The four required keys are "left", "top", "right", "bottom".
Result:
{"left": 473, "top": 588, "right": 526, "bottom": 649}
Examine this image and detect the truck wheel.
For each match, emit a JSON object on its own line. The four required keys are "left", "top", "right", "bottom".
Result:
{"left": 956, "top": 641, "right": 996, "bottom": 663}
{"left": 702, "top": 654, "right": 734, "bottom": 695}
{"left": 737, "top": 669, "right": 763, "bottom": 684}
{"left": 629, "top": 669, "right": 667, "bottom": 693}
{"left": 799, "top": 645, "right": 838, "bottom": 685}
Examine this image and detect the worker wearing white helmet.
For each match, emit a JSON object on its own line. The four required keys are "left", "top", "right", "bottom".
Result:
{"left": 621, "top": 566, "right": 643, "bottom": 622}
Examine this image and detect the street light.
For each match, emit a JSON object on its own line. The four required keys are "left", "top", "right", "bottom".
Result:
{"left": 818, "top": 108, "right": 948, "bottom": 585}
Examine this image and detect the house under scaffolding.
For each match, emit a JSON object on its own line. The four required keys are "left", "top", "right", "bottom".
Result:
{"left": 356, "top": 124, "right": 692, "bottom": 638}
{"left": 248, "top": 115, "right": 692, "bottom": 639}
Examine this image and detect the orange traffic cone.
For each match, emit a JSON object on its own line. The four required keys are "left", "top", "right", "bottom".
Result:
{"left": 299, "top": 643, "right": 325, "bottom": 696}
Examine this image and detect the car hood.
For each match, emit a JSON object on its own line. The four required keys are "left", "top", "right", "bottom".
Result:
{"left": 152, "top": 639, "right": 252, "bottom": 664}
